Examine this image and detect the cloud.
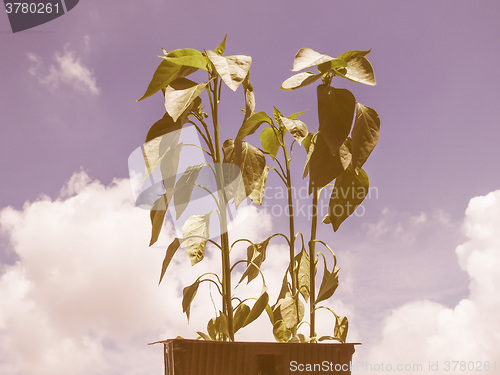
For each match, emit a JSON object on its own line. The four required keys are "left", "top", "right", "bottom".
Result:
{"left": 360, "top": 190, "right": 500, "bottom": 373}
{"left": 0, "top": 171, "right": 283, "bottom": 374}
{"left": 27, "top": 41, "right": 99, "bottom": 95}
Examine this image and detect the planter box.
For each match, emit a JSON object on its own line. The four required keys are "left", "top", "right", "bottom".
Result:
{"left": 151, "top": 339, "right": 359, "bottom": 375}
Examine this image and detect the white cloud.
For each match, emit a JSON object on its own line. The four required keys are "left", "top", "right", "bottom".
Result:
{"left": 360, "top": 190, "right": 500, "bottom": 373}
{"left": 27, "top": 41, "right": 99, "bottom": 95}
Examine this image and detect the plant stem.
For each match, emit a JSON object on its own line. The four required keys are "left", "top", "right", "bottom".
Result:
{"left": 210, "top": 77, "right": 235, "bottom": 341}
{"left": 309, "top": 186, "right": 318, "bottom": 339}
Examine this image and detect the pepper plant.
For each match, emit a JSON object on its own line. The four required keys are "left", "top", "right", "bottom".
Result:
{"left": 137, "top": 37, "right": 379, "bottom": 343}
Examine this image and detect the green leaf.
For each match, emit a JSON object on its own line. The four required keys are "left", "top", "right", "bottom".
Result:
{"left": 217, "top": 311, "right": 230, "bottom": 338}
{"left": 158, "top": 238, "right": 181, "bottom": 285}
{"left": 260, "top": 128, "right": 281, "bottom": 160}
{"left": 206, "top": 50, "right": 252, "bottom": 91}
{"left": 149, "top": 195, "right": 168, "bottom": 246}
{"left": 161, "top": 48, "right": 209, "bottom": 71}
{"left": 334, "top": 316, "right": 349, "bottom": 343}
{"left": 248, "top": 165, "right": 270, "bottom": 206}
{"left": 173, "top": 163, "right": 205, "bottom": 219}
{"left": 236, "top": 111, "right": 274, "bottom": 141}
{"left": 197, "top": 331, "right": 212, "bottom": 341}
{"left": 214, "top": 35, "right": 227, "bottom": 56}
{"left": 328, "top": 167, "right": 369, "bottom": 231}
{"left": 281, "top": 72, "right": 321, "bottom": 90}
{"left": 289, "top": 111, "right": 307, "bottom": 120}
{"left": 295, "top": 248, "right": 310, "bottom": 301}
{"left": 233, "top": 303, "right": 251, "bottom": 333}
{"left": 138, "top": 59, "right": 198, "bottom": 101}
{"left": 145, "top": 112, "right": 183, "bottom": 144}
{"left": 240, "top": 237, "right": 271, "bottom": 283}
{"left": 316, "top": 254, "right": 340, "bottom": 304}
{"left": 307, "top": 134, "right": 351, "bottom": 193}
{"left": 164, "top": 78, "right": 208, "bottom": 122}
{"left": 317, "top": 85, "right": 356, "bottom": 155}
{"left": 279, "top": 294, "right": 304, "bottom": 330}
{"left": 207, "top": 318, "right": 217, "bottom": 340}
{"left": 273, "top": 106, "right": 284, "bottom": 125}
{"left": 273, "top": 320, "right": 292, "bottom": 343}
{"left": 336, "top": 50, "right": 376, "bottom": 86}
{"left": 182, "top": 280, "right": 200, "bottom": 321}
{"left": 280, "top": 116, "right": 308, "bottom": 145}
{"left": 291, "top": 48, "right": 335, "bottom": 72}
{"left": 243, "top": 291, "right": 269, "bottom": 327}
{"left": 222, "top": 139, "right": 266, "bottom": 204}
{"left": 242, "top": 73, "right": 255, "bottom": 123}
{"left": 351, "top": 103, "right": 380, "bottom": 171}
{"left": 182, "top": 212, "right": 212, "bottom": 265}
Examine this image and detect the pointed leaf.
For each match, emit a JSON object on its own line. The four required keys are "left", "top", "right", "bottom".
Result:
{"left": 197, "top": 331, "right": 212, "bottom": 341}
{"left": 351, "top": 103, "right": 380, "bottom": 171}
{"left": 216, "top": 312, "right": 230, "bottom": 338}
{"left": 222, "top": 139, "right": 266, "bottom": 202}
{"left": 317, "top": 85, "right": 356, "bottom": 155}
{"left": 273, "top": 320, "right": 292, "bottom": 343}
{"left": 273, "top": 106, "right": 284, "bottom": 126}
{"left": 182, "top": 280, "right": 200, "bottom": 321}
{"left": 159, "top": 143, "right": 183, "bottom": 193}
{"left": 206, "top": 50, "right": 252, "bottom": 91}
{"left": 280, "top": 116, "right": 308, "bottom": 145}
{"left": 248, "top": 165, "right": 269, "bottom": 206}
{"left": 295, "top": 248, "right": 310, "bottom": 301}
{"left": 289, "top": 111, "right": 307, "bottom": 120}
{"left": 279, "top": 294, "right": 304, "bottom": 330}
{"left": 214, "top": 35, "right": 227, "bottom": 56}
{"left": 207, "top": 318, "right": 217, "bottom": 340}
{"left": 242, "top": 73, "right": 255, "bottom": 123}
{"left": 173, "top": 163, "right": 205, "bottom": 219}
{"left": 243, "top": 291, "right": 269, "bottom": 327}
{"left": 149, "top": 195, "right": 168, "bottom": 246}
{"left": 281, "top": 72, "right": 321, "bottom": 90}
{"left": 138, "top": 59, "right": 198, "bottom": 101}
{"left": 292, "top": 48, "right": 335, "bottom": 72}
{"left": 158, "top": 238, "right": 181, "bottom": 284}
{"left": 334, "top": 316, "right": 349, "bottom": 343}
{"left": 337, "top": 50, "right": 376, "bottom": 86}
{"left": 316, "top": 254, "right": 340, "bottom": 304}
{"left": 161, "top": 48, "right": 209, "bottom": 71}
{"left": 260, "top": 128, "right": 281, "bottom": 160}
{"left": 145, "top": 112, "right": 183, "bottom": 144}
{"left": 328, "top": 167, "right": 369, "bottom": 231}
{"left": 164, "top": 78, "right": 208, "bottom": 122}
{"left": 233, "top": 303, "right": 251, "bottom": 333}
{"left": 236, "top": 111, "right": 273, "bottom": 141}
{"left": 240, "top": 237, "right": 270, "bottom": 283}
{"left": 182, "top": 213, "right": 212, "bottom": 265}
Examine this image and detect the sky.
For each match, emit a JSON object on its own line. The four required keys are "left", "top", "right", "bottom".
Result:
{"left": 1, "top": 0, "right": 500, "bottom": 374}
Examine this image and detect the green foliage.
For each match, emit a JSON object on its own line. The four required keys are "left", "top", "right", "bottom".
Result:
{"left": 138, "top": 38, "right": 380, "bottom": 344}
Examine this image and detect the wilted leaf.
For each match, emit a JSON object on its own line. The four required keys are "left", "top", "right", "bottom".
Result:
{"left": 164, "top": 78, "right": 208, "bottom": 122}
{"left": 281, "top": 72, "right": 321, "bottom": 90}
{"left": 214, "top": 35, "right": 227, "bottom": 56}
{"left": 233, "top": 303, "right": 251, "bottom": 333}
{"left": 280, "top": 116, "right": 308, "bottom": 145}
{"left": 317, "top": 85, "right": 356, "bottom": 155}
{"left": 182, "top": 213, "right": 212, "bottom": 265}
{"left": 242, "top": 73, "right": 255, "bottom": 123}
{"left": 292, "top": 48, "right": 335, "bottom": 72}
{"left": 206, "top": 50, "right": 252, "bottom": 91}
{"left": 273, "top": 320, "right": 292, "bottom": 342}
{"left": 337, "top": 50, "right": 376, "bottom": 86}
{"left": 149, "top": 195, "right": 168, "bottom": 246}
{"left": 316, "top": 254, "right": 340, "bottom": 304}
{"left": 236, "top": 111, "right": 273, "bottom": 141}
{"left": 334, "top": 315, "right": 349, "bottom": 343}
{"left": 328, "top": 167, "right": 369, "bottom": 231}
{"left": 138, "top": 59, "right": 198, "bottom": 102}
{"left": 158, "top": 238, "right": 181, "bottom": 284}
{"left": 182, "top": 280, "right": 200, "bottom": 320}
{"left": 295, "top": 249, "right": 310, "bottom": 301}
{"left": 244, "top": 291, "right": 269, "bottom": 327}
{"left": 173, "top": 163, "right": 205, "bottom": 219}
{"left": 240, "top": 237, "right": 271, "bottom": 283}
{"left": 260, "top": 128, "right": 281, "bottom": 160}
{"left": 222, "top": 139, "right": 266, "bottom": 204}
{"left": 248, "top": 166, "right": 269, "bottom": 206}
{"left": 351, "top": 103, "right": 380, "bottom": 171}
{"left": 279, "top": 294, "right": 304, "bottom": 330}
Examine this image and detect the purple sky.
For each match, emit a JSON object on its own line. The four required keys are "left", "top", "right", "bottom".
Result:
{"left": 1, "top": 1, "right": 500, "bottom": 374}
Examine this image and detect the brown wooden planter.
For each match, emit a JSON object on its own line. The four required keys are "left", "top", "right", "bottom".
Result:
{"left": 151, "top": 339, "right": 359, "bottom": 375}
